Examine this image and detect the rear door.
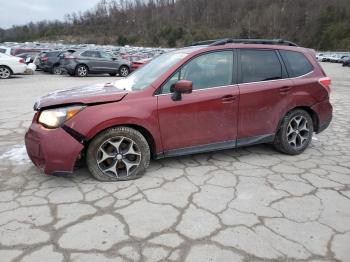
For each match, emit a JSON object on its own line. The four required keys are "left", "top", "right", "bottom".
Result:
{"left": 98, "top": 51, "right": 119, "bottom": 72}
{"left": 79, "top": 51, "right": 101, "bottom": 71}
{"left": 157, "top": 50, "right": 239, "bottom": 154}
{"left": 237, "top": 49, "right": 293, "bottom": 142}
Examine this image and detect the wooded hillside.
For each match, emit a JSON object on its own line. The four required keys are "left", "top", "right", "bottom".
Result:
{"left": 1, "top": 0, "right": 349, "bottom": 50}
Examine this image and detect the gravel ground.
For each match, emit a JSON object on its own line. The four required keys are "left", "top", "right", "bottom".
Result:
{"left": 0, "top": 64, "right": 349, "bottom": 262}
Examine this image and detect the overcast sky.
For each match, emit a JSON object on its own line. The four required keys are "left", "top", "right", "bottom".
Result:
{"left": 0, "top": 0, "right": 102, "bottom": 29}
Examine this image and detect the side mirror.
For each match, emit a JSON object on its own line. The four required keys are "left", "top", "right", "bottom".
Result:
{"left": 171, "top": 80, "right": 193, "bottom": 101}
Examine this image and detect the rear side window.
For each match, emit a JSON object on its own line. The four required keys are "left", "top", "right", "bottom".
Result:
{"left": 240, "top": 49, "right": 282, "bottom": 83}
{"left": 47, "top": 52, "right": 60, "bottom": 57}
{"left": 0, "top": 48, "right": 6, "bottom": 53}
{"left": 81, "top": 51, "right": 101, "bottom": 58}
{"left": 280, "top": 50, "right": 313, "bottom": 78}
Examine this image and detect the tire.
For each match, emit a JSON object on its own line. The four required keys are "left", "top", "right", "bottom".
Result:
{"left": 86, "top": 126, "right": 150, "bottom": 182}
{"left": 0, "top": 66, "right": 11, "bottom": 79}
{"left": 274, "top": 109, "right": 313, "bottom": 155}
{"left": 52, "top": 65, "right": 62, "bottom": 75}
{"left": 109, "top": 73, "right": 117, "bottom": 77}
{"left": 119, "top": 65, "right": 130, "bottom": 77}
{"left": 75, "top": 65, "right": 88, "bottom": 77}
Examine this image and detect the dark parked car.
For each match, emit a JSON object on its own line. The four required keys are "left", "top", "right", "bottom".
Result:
{"left": 342, "top": 56, "right": 350, "bottom": 67}
{"left": 25, "top": 39, "right": 332, "bottom": 182}
{"left": 39, "top": 50, "right": 66, "bottom": 74}
{"left": 60, "top": 49, "right": 131, "bottom": 77}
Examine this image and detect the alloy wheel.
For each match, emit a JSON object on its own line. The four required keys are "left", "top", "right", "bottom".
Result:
{"left": 0, "top": 67, "right": 11, "bottom": 79}
{"left": 120, "top": 67, "right": 129, "bottom": 77}
{"left": 96, "top": 136, "right": 141, "bottom": 178}
{"left": 77, "top": 66, "right": 87, "bottom": 77}
{"left": 286, "top": 115, "right": 310, "bottom": 149}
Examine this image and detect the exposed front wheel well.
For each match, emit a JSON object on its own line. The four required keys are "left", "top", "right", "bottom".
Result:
{"left": 85, "top": 124, "right": 156, "bottom": 159}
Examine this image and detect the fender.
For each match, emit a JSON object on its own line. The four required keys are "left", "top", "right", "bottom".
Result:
{"left": 64, "top": 94, "right": 163, "bottom": 153}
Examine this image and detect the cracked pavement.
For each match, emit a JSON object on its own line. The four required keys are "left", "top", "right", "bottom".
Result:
{"left": 0, "top": 64, "right": 349, "bottom": 262}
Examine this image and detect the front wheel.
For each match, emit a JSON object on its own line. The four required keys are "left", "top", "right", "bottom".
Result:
{"left": 274, "top": 109, "right": 313, "bottom": 155}
{"left": 119, "top": 66, "right": 130, "bottom": 77}
{"left": 0, "top": 66, "right": 11, "bottom": 79}
{"left": 75, "top": 65, "right": 88, "bottom": 77}
{"left": 86, "top": 127, "right": 150, "bottom": 182}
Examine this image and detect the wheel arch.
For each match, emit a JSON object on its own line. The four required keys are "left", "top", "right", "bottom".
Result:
{"left": 85, "top": 123, "right": 157, "bottom": 159}
{"left": 0, "top": 65, "right": 13, "bottom": 74}
{"left": 276, "top": 106, "right": 319, "bottom": 134}
{"left": 75, "top": 63, "right": 90, "bottom": 72}
{"left": 119, "top": 64, "right": 130, "bottom": 71}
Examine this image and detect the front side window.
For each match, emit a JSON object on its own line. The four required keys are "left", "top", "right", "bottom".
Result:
{"left": 240, "top": 49, "right": 282, "bottom": 84}
{"left": 162, "top": 51, "right": 234, "bottom": 93}
{"left": 280, "top": 50, "right": 314, "bottom": 78}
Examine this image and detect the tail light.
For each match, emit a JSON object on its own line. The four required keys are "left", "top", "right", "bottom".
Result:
{"left": 319, "top": 77, "right": 331, "bottom": 95}
{"left": 19, "top": 58, "right": 25, "bottom": 64}
{"left": 41, "top": 56, "right": 49, "bottom": 62}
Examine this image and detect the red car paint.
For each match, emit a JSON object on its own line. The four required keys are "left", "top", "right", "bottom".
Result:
{"left": 25, "top": 44, "right": 332, "bottom": 175}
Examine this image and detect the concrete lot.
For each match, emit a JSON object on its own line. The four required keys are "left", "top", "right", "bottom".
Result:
{"left": 0, "top": 64, "right": 349, "bottom": 262}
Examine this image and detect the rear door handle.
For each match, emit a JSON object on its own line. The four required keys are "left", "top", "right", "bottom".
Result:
{"left": 221, "top": 95, "right": 237, "bottom": 103}
{"left": 280, "top": 86, "right": 291, "bottom": 94}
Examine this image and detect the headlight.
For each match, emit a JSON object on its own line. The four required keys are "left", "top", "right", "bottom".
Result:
{"left": 38, "top": 105, "right": 85, "bottom": 128}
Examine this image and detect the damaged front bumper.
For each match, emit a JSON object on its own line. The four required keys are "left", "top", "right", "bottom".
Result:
{"left": 25, "top": 123, "right": 84, "bottom": 175}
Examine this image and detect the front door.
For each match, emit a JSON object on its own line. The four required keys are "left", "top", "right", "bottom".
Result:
{"left": 157, "top": 50, "right": 239, "bottom": 155}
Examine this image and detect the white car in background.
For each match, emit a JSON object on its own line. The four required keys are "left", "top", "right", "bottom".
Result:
{"left": 0, "top": 53, "right": 27, "bottom": 79}
{"left": 0, "top": 46, "right": 11, "bottom": 55}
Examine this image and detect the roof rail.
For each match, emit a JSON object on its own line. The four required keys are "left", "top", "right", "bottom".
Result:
{"left": 189, "top": 39, "right": 225, "bottom": 46}
{"left": 190, "top": 38, "right": 298, "bottom": 47}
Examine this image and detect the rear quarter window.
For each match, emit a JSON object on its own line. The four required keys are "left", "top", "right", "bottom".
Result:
{"left": 280, "top": 50, "right": 314, "bottom": 78}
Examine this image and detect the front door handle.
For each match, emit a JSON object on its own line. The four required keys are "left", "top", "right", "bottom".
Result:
{"left": 221, "top": 95, "right": 237, "bottom": 103}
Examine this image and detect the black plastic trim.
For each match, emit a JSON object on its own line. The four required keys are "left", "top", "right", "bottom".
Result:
{"left": 156, "top": 133, "right": 275, "bottom": 159}
{"left": 62, "top": 125, "right": 87, "bottom": 145}
{"left": 317, "top": 116, "right": 332, "bottom": 134}
{"left": 236, "top": 134, "right": 275, "bottom": 147}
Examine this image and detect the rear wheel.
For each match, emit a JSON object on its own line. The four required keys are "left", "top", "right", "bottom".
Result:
{"left": 119, "top": 66, "right": 130, "bottom": 77}
{"left": 0, "top": 66, "right": 11, "bottom": 79}
{"left": 274, "top": 109, "right": 313, "bottom": 155}
{"left": 75, "top": 65, "right": 88, "bottom": 77}
{"left": 52, "top": 65, "right": 62, "bottom": 75}
{"left": 86, "top": 127, "right": 150, "bottom": 182}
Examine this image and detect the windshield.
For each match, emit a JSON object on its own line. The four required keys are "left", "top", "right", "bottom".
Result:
{"left": 113, "top": 51, "right": 188, "bottom": 91}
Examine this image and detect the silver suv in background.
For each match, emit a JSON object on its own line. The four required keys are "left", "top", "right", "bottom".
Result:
{"left": 60, "top": 49, "right": 131, "bottom": 77}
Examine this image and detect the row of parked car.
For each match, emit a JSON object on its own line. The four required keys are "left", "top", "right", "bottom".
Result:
{"left": 316, "top": 53, "right": 350, "bottom": 66}
{"left": 0, "top": 42, "right": 171, "bottom": 79}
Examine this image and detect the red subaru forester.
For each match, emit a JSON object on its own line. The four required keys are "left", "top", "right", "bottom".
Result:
{"left": 25, "top": 39, "right": 332, "bottom": 181}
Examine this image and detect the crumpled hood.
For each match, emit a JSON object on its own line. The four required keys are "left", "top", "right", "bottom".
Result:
{"left": 34, "top": 83, "right": 128, "bottom": 110}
